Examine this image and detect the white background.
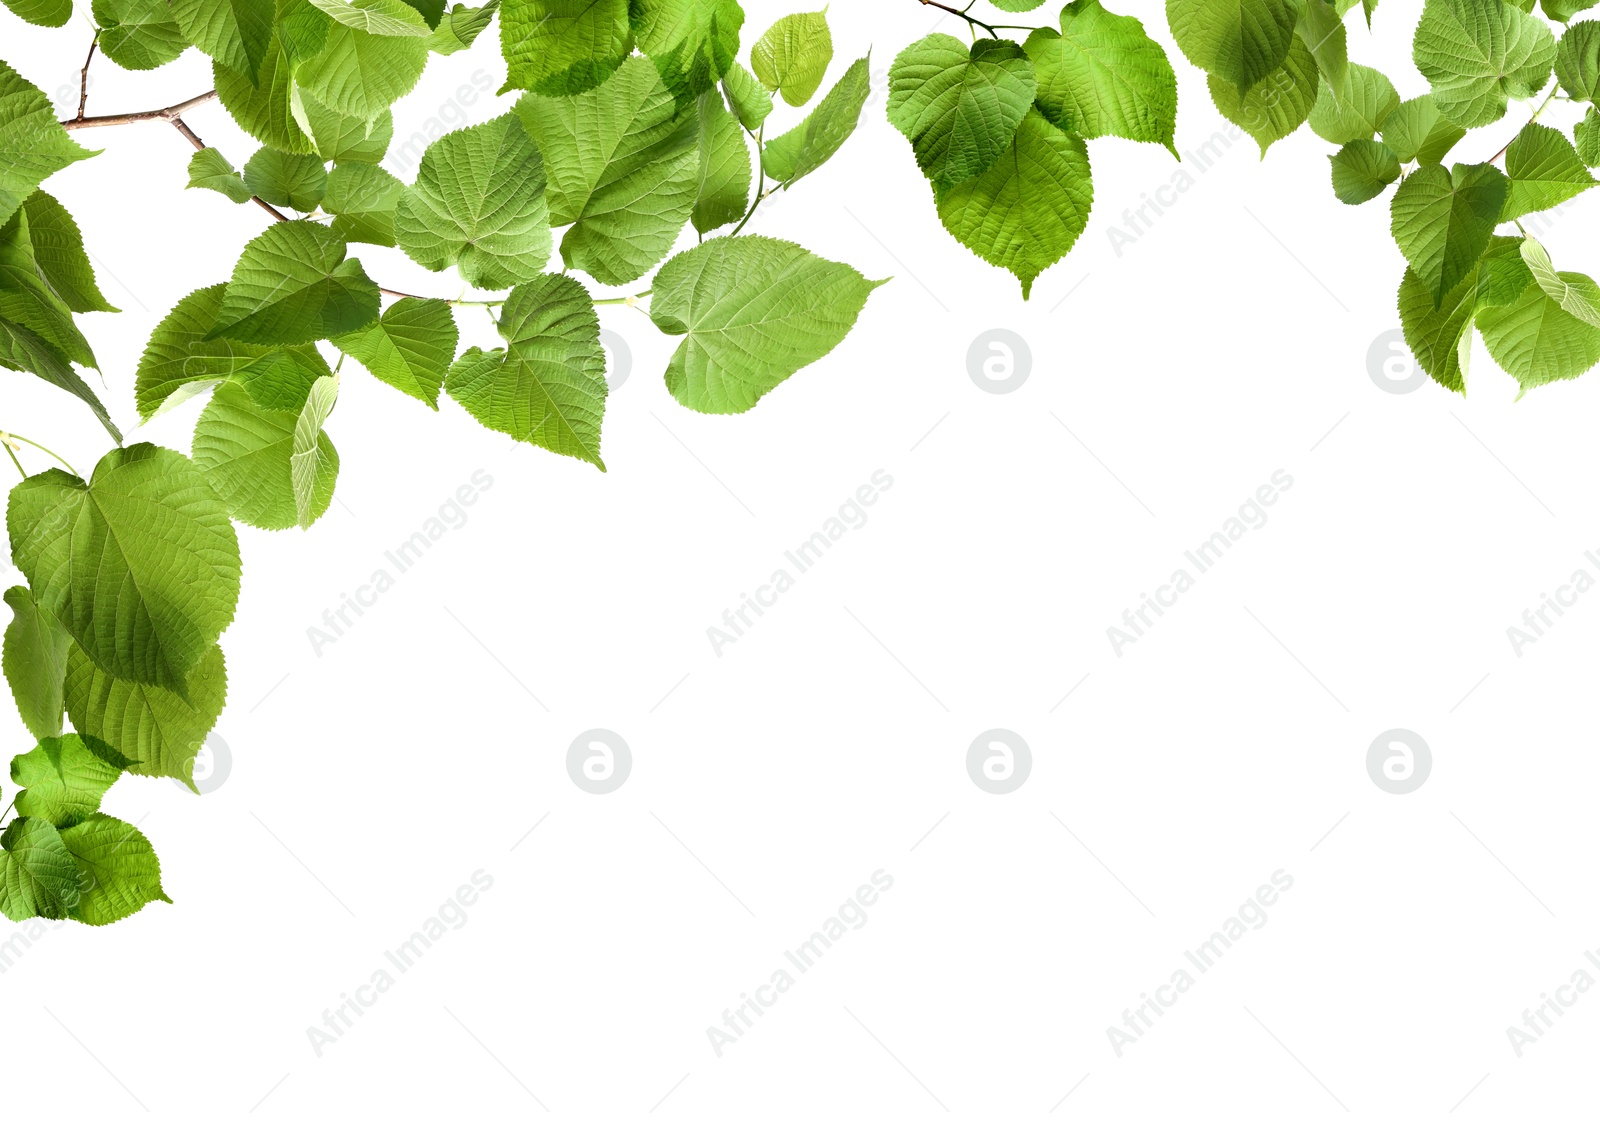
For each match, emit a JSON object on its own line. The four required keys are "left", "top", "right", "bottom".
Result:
{"left": 3, "top": 0, "right": 1599, "bottom": 1119}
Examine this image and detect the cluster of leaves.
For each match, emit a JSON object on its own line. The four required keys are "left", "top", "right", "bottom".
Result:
{"left": 886, "top": 0, "right": 1179, "bottom": 297}
{"left": 1168, "top": 0, "right": 1600, "bottom": 395}
{"left": 0, "top": 0, "right": 882, "bottom": 926}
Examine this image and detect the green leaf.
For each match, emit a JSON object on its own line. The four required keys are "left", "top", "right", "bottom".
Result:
{"left": 243, "top": 148, "right": 329, "bottom": 212}
{"left": 170, "top": 0, "right": 275, "bottom": 83}
{"left": 632, "top": 0, "right": 745, "bottom": 102}
{"left": 1521, "top": 234, "right": 1600, "bottom": 327}
{"left": 1544, "top": 0, "right": 1599, "bottom": 20}
{"left": 92, "top": 0, "right": 190, "bottom": 70}
{"left": 1414, "top": 0, "right": 1556, "bottom": 127}
{"left": 935, "top": 108, "right": 1092, "bottom": 299}
{"left": 3, "top": 586, "right": 69, "bottom": 740}
{"left": 991, "top": 0, "right": 1049, "bottom": 8}
{"left": 444, "top": 273, "right": 608, "bottom": 468}
{"left": 650, "top": 234, "right": 885, "bottom": 413}
{"left": 888, "top": 35, "right": 1038, "bottom": 189}
{"left": 324, "top": 161, "right": 405, "bottom": 245}
{"left": 214, "top": 39, "right": 317, "bottom": 156}
{"left": 7, "top": 444, "right": 241, "bottom": 691}
{"left": 135, "top": 284, "right": 332, "bottom": 418}
{"left": 331, "top": 296, "right": 457, "bottom": 406}
{"left": 209, "top": 221, "right": 380, "bottom": 345}
{"left": 1381, "top": 95, "right": 1466, "bottom": 163}
{"left": 1503, "top": 121, "right": 1597, "bottom": 218}
{"left": 722, "top": 61, "right": 773, "bottom": 129}
{"left": 292, "top": 375, "right": 339, "bottom": 528}
{"left": 0, "top": 320, "right": 120, "bottom": 443}
{"left": 399, "top": 0, "right": 444, "bottom": 24}
{"left": 0, "top": 206, "right": 96, "bottom": 370}
{"left": 516, "top": 58, "right": 697, "bottom": 285}
{"left": 0, "top": 61, "right": 95, "bottom": 231}
{"left": 1577, "top": 105, "right": 1600, "bottom": 164}
{"left": 0, "top": 0, "right": 71, "bottom": 26}
{"left": 1207, "top": 34, "right": 1318, "bottom": 155}
{"left": 0, "top": 818, "right": 79, "bottom": 922}
{"left": 1297, "top": 0, "right": 1348, "bottom": 94}
{"left": 279, "top": 0, "right": 338, "bottom": 64}
{"left": 1308, "top": 63, "right": 1400, "bottom": 143}
{"left": 692, "top": 88, "right": 751, "bottom": 233}
{"left": 10, "top": 733, "right": 133, "bottom": 829}
{"left": 1330, "top": 138, "right": 1401, "bottom": 203}
{"left": 301, "top": 92, "right": 394, "bottom": 163}
{"left": 762, "top": 53, "right": 872, "bottom": 186}
{"left": 499, "top": 0, "right": 633, "bottom": 94}
{"left": 1167, "top": 0, "right": 1299, "bottom": 94}
{"left": 191, "top": 381, "right": 339, "bottom": 528}
{"left": 428, "top": 1, "right": 500, "bottom": 54}
{"left": 1555, "top": 19, "right": 1600, "bottom": 100}
{"left": 1389, "top": 162, "right": 1507, "bottom": 305}
{"left": 64, "top": 643, "right": 227, "bottom": 788}
{"left": 59, "top": 814, "right": 170, "bottom": 925}
{"left": 751, "top": 9, "right": 832, "bottom": 106}
{"left": 22, "top": 193, "right": 116, "bottom": 314}
{"left": 308, "top": 0, "right": 433, "bottom": 35}
{"left": 1479, "top": 272, "right": 1600, "bottom": 389}
{"left": 188, "top": 148, "right": 255, "bottom": 204}
{"left": 297, "top": 22, "right": 430, "bottom": 123}
{"left": 1399, "top": 260, "right": 1479, "bottom": 391}
{"left": 1025, "top": 0, "right": 1179, "bottom": 156}
{"left": 394, "top": 114, "right": 552, "bottom": 288}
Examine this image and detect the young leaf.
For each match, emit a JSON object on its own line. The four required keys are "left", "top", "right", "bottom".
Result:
{"left": 762, "top": 54, "right": 872, "bottom": 186}
{"left": 1025, "top": 0, "right": 1179, "bottom": 157}
{"left": 888, "top": 35, "right": 1037, "bottom": 189}
{"left": 243, "top": 148, "right": 330, "bottom": 212}
{"left": 1413, "top": 0, "right": 1556, "bottom": 127}
{"left": 92, "top": 0, "right": 189, "bottom": 70}
{"left": 1389, "top": 162, "right": 1507, "bottom": 306}
{"left": 499, "top": 0, "right": 633, "bottom": 94}
{"left": 191, "top": 382, "right": 340, "bottom": 528}
{"left": 21, "top": 193, "right": 117, "bottom": 314}
{"left": 296, "top": 22, "right": 430, "bottom": 122}
{"left": 1503, "top": 121, "right": 1597, "bottom": 219}
{"left": 188, "top": 148, "right": 255, "bottom": 204}
{"left": 1543, "top": 0, "right": 1599, "bottom": 20}
{"left": 1307, "top": 64, "right": 1400, "bottom": 144}
{"left": 394, "top": 114, "right": 552, "bottom": 288}
{"left": 0, "top": 0, "right": 71, "bottom": 26}
{"left": 208, "top": 221, "right": 380, "bottom": 345}
{"left": 0, "top": 817, "right": 79, "bottom": 922}
{"left": 59, "top": 814, "right": 171, "bottom": 925}
{"left": 1296, "top": 0, "right": 1348, "bottom": 95}
{"left": 935, "top": 109, "right": 1093, "bottom": 299}
{"left": 444, "top": 274, "right": 608, "bottom": 468}
{"left": 0, "top": 61, "right": 95, "bottom": 230}
{"left": 292, "top": 375, "right": 340, "bottom": 528}
{"left": 1167, "top": 0, "right": 1299, "bottom": 95}
{"left": 64, "top": 644, "right": 228, "bottom": 788}
{"left": 307, "top": 0, "right": 433, "bottom": 36}
{"left": 428, "top": 1, "right": 500, "bottom": 54}
{"left": 650, "top": 235, "right": 886, "bottom": 414}
{"left": 1478, "top": 273, "right": 1600, "bottom": 389}
{"left": 214, "top": 38, "right": 318, "bottom": 155}
{"left": 169, "top": 0, "right": 275, "bottom": 84}
{"left": 7, "top": 444, "right": 242, "bottom": 691}
{"left": 1521, "top": 235, "right": 1600, "bottom": 327}
{"left": 301, "top": 93, "right": 394, "bottom": 163}
{"left": 722, "top": 61, "right": 773, "bottom": 129}
{"left": 323, "top": 161, "right": 405, "bottom": 245}
{"left": 632, "top": 0, "right": 745, "bottom": 102}
{"left": 1330, "top": 139, "right": 1401, "bottom": 204}
{"left": 331, "top": 296, "right": 458, "bottom": 407}
{"left": 692, "top": 88, "right": 751, "bottom": 233}
{"left": 3, "top": 585, "right": 69, "bottom": 740}
{"left": 0, "top": 206, "right": 98, "bottom": 371}
{"left": 1381, "top": 95, "right": 1466, "bottom": 164}
{"left": 10, "top": 733, "right": 134, "bottom": 829}
{"left": 515, "top": 58, "right": 697, "bottom": 285}
{"left": 751, "top": 9, "right": 833, "bottom": 107}
{"left": 1577, "top": 106, "right": 1600, "bottom": 164}
{"left": 1208, "top": 35, "right": 1318, "bottom": 155}
{"left": 0, "top": 319, "right": 120, "bottom": 442}
{"left": 1555, "top": 19, "right": 1600, "bottom": 101}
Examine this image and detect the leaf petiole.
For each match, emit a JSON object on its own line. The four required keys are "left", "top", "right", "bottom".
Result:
{"left": 0, "top": 431, "right": 77, "bottom": 476}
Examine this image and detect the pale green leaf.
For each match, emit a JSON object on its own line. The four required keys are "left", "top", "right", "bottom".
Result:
{"left": 751, "top": 9, "right": 832, "bottom": 106}
{"left": 296, "top": 22, "right": 429, "bottom": 122}
{"left": 1544, "top": 0, "right": 1599, "bottom": 21}
{"left": 60, "top": 814, "right": 170, "bottom": 925}
{"left": 308, "top": 0, "right": 432, "bottom": 36}
{"left": 301, "top": 92, "right": 394, "bottom": 163}
{"left": 1381, "top": 95, "right": 1466, "bottom": 163}
{"left": 1297, "top": 0, "right": 1348, "bottom": 93}
{"left": 209, "top": 221, "right": 380, "bottom": 345}
{"left": 7, "top": 444, "right": 241, "bottom": 691}
{"left": 292, "top": 375, "right": 339, "bottom": 528}
{"left": 1555, "top": 19, "right": 1600, "bottom": 100}
{"left": 324, "top": 161, "right": 405, "bottom": 245}
{"left": 1389, "top": 161, "right": 1507, "bottom": 305}
{"left": 1167, "top": 0, "right": 1299, "bottom": 94}
{"left": 214, "top": 38, "right": 317, "bottom": 155}
{"left": 0, "top": 205, "right": 96, "bottom": 370}
{"left": 692, "top": 88, "right": 751, "bottom": 233}
{"left": 1207, "top": 34, "right": 1318, "bottom": 155}
{"left": 243, "top": 147, "right": 329, "bottom": 212}
{"left": 0, "top": 320, "right": 119, "bottom": 442}
{"left": 762, "top": 54, "right": 872, "bottom": 185}
{"left": 888, "top": 35, "right": 1037, "bottom": 188}
{"left": 1330, "top": 139, "right": 1401, "bottom": 203}
{"left": 1308, "top": 63, "right": 1400, "bottom": 143}
{"left": 1479, "top": 273, "right": 1600, "bottom": 389}
{"left": 170, "top": 0, "right": 275, "bottom": 83}
{"left": 499, "top": 0, "right": 633, "bottom": 94}
{"left": 722, "top": 61, "right": 773, "bottom": 129}
{"left": 331, "top": 296, "right": 457, "bottom": 406}
{"left": 428, "top": 1, "right": 500, "bottom": 54}
{"left": 1414, "top": 0, "right": 1556, "bottom": 127}
{"left": 10, "top": 733, "right": 133, "bottom": 829}
{"left": 192, "top": 381, "right": 339, "bottom": 528}
{"left": 1577, "top": 105, "right": 1600, "bottom": 164}
{"left": 1521, "top": 234, "right": 1600, "bottom": 326}
{"left": 92, "top": 0, "right": 189, "bottom": 70}
{"left": 632, "top": 0, "right": 745, "bottom": 102}
{"left": 650, "top": 234, "right": 885, "bottom": 413}
{"left": 1503, "top": 121, "right": 1597, "bottom": 218}
{"left": 0, "top": 0, "right": 71, "bottom": 26}
{"left": 0, "top": 61, "right": 95, "bottom": 231}
{"left": 22, "top": 193, "right": 116, "bottom": 313}
{"left": 3, "top": 585, "right": 68, "bottom": 740}
{"left": 187, "top": 148, "right": 255, "bottom": 203}
{"left": 0, "top": 818, "right": 78, "bottom": 922}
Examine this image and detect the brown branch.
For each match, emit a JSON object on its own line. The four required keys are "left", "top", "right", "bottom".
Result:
{"left": 74, "top": 34, "right": 97, "bottom": 122}
{"left": 61, "top": 89, "right": 220, "bottom": 131}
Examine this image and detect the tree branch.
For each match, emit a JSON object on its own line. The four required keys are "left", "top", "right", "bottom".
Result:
{"left": 61, "top": 89, "right": 220, "bottom": 131}
{"left": 74, "top": 34, "right": 97, "bottom": 122}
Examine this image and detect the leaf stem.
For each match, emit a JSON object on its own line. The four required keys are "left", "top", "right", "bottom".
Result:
{"left": 1488, "top": 84, "right": 1563, "bottom": 164}
{"left": 913, "top": 0, "right": 1032, "bottom": 37}
{"left": 75, "top": 33, "right": 97, "bottom": 122}
{"left": 729, "top": 124, "right": 768, "bottom": 237}
{"left": 376, "top": 287, "right": 507, "bottom": 306}
{"left": 0, "top": 431, "right": 77, "bottom": 475}
{"left": 1, "top": 439, "right": 24, "bottom": 480}
{"left": 594, "top": 289, "right": 652, "bottom": 306}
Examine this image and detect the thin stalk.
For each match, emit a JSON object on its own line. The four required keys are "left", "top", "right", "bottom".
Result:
{"left": 1488, "top": 85, "right": 1563, "bottom": 164}
{"left": 75, "top": 33, "right": 97, "bottom": 121}
{"left": 1, "top": 431, "right": 77, "bottom": 475}
{"left": 594, "top": 290, "right": 652, "bottom": 306}
{"left": 2, "top": 440, "right": 23, "bottom": 480}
